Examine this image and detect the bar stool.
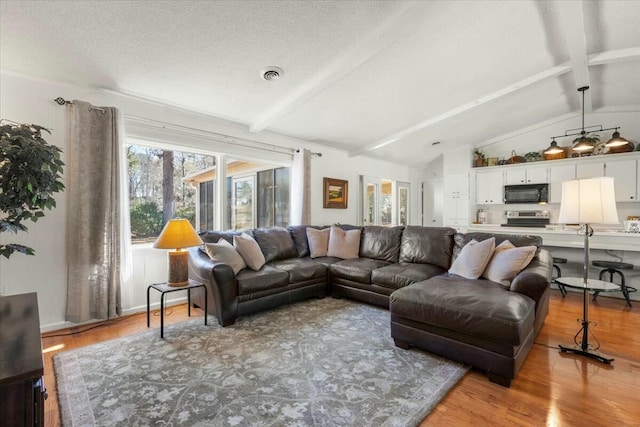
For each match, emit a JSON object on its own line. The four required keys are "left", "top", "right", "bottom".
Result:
{"left": 552, "top": 257, "right": 567, "bottom": 297}
{"left": 591, "top": 260, "right": 637, "bottom": 307}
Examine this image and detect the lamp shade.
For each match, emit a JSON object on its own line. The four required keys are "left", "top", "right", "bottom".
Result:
{"left": 557, "top": 177, "right": 619, "bottom": 225}
{"left": 544, "top": 139, "right": 563, "bottom": 155}
{"left": 604, "top": 130, "right": 629, "bottom": 148}
{"left": 153, "top": 219, "right": 203, "bottom": 249}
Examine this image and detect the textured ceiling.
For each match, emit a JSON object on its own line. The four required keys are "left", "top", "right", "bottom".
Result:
{"left": 1, "top": 0, "right": 639, "bottom": 167}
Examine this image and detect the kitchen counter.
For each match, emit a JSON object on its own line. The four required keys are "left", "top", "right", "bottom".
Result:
{"left": 466, "top": 224, "right": 640, "bottom": 251}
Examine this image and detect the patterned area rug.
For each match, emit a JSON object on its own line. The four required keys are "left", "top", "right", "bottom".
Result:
{"left": 54, "top": 298, "right": 468, "bottom": 426}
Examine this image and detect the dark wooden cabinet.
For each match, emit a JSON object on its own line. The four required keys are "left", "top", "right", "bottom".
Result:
{"left": 0, "top": 293, "right": 46, "bottom": 426}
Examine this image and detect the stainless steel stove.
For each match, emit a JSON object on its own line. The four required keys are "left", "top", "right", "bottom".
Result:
{"left": 501, "top": 210, "right": 550, "bottom": 228}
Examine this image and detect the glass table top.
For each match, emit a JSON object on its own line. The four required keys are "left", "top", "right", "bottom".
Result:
{"left": 555, "top": 277, "right": 621, "bottom": 292}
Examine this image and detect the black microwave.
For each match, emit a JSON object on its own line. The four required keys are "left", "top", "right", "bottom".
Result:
{"left": 504, "top": 184, "right": 549, "bottom": 204}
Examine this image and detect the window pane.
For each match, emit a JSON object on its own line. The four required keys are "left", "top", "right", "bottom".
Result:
{"left": 275, "top": 167, "right": 290, "bottom": 227}
{"left": 381, "top": 179, "right": 393, "bottom": 226}
{"left": 232, "top": 177, "right": 254, "bottom": 230}
{"left": 127, "top": 144, "right": 215, "bottom": 243}
{"left": 257, "top": 170, "right": 275, "bottom": 228}
{"left": 399, "top": 187, "right": 408, "bottom": 226}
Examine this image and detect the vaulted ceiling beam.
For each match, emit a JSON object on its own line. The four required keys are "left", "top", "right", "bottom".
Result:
{"left": 348, "top": 65, "right": 572, "bottom": 157}
{"left": 588, "top": 47, "right": 640, "bottom": 65}
{"left": 556, "top": 0, "right": 592, "bottom": 112}
{"left": 248, "top": 2, "right": 430, "bottom": 134}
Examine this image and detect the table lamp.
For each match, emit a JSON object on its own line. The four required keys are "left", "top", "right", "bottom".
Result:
{"left": 557, "top": 177, "right": 618, "bottom": 361}
{"left": 153, "top": 219, "right": 204, "bottom": 286}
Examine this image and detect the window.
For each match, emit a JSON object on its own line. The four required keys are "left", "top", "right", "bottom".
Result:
{"left": 127, "top": 143, "right": 291, "bottom": 240}
{"left": 360, "top": 176, "right": 410, "bottom": 226}
{"left": 232, "top": 176, "right": 255, "bottom": 230}
{"left": 127, "top": 144, "right": 215, "bottom": 243}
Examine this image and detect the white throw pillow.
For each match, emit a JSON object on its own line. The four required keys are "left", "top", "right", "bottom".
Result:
{"left": 448, "top": 237, "right": 496, "bottom": 280}
{"left": 233, "top": 233, "right": 266, "bottom": 271}
{"left": 204, "top": 238, "right": 246, "bottom": 275}
{"left": 482, "top": 240, "right": 537, "bottom": 286}
{"left": 306, "top": 227, "right": 331, "bottom": 258}
{"left": 327, "top": 225, "right": 361, "bottom": 259}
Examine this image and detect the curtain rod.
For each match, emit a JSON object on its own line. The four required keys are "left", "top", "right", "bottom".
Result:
{"left": 54, "top": 97, "right": 106, "bottom": 114}
{"left": 125, "top": 115, "right": 297, "bottom": 156}
{"left": 54, "top": 97, "right": 310, "bottom": 156}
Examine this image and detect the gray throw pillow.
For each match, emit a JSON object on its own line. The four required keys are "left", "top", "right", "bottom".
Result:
{"left": 327, "top": 225, "right": 361, "bottom": 259}
{"left": 306, "top": 227, "right": 331, "bottom": 258}
{"left": 233, "top": 232, "right": 266, "bottom": 271}
{"left": 204, "top": 238, "right": 246, "bottom": 275}
{"left": 448, "top": 237, "right": 495, "bottom": 280}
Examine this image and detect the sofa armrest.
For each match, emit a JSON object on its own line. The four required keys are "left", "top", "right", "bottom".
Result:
{"left": 188, "top": 247, "right": 238, "bottom": 326}
{"left": 509, "top": 248, "right": 552, "bottom": 307}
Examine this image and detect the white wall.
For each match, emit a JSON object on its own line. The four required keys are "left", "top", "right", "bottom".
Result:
{"left": 0, "top": 71, "right": 417, "bottom": 330}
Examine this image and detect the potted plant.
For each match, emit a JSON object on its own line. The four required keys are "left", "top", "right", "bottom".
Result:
{"left": 473, "top": 149, "right": 486, "bottom": 167}
{"left": 0, "top": 121, "right": 65, "bottom": 258}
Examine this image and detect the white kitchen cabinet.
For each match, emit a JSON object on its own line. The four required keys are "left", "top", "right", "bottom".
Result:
{"left": 577, "top": 162, "right": 604, "bottom": 179}
{"left": 574, "top": 159, "right": 636, "bottom": 202}
{"left": 505, "top": 166, "right": 548, "bottom": 185}
{"left": 476, "top": 170, "right": 503, "bottom": 204}
{"left": 444, "top": 173, "right": 469, "bottom": 226}
{"left": 605, "top": 159, "right": 637, "bottom": 202}
{"left": 548, "top": 164, "right": 576, "bottom": 203}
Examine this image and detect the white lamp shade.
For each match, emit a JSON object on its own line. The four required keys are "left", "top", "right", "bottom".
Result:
{"left": 153, "top": 218, "right": 203, "bottom": 249}
{"left": 557, "top": 177, "right": 619, "bottom": 225}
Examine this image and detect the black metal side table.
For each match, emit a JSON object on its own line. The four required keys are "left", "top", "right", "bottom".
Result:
{"left": 555, "top": 277, "right": 620, "bottom": 364}
{"left": 147, "top": 279, "right": 207, "bottom": 338}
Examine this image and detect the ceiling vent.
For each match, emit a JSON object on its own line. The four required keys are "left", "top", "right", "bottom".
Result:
{"left": 261, "top": 67, "right": 284, "bottom": 81}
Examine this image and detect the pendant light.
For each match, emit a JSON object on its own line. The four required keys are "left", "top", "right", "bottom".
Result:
{"left": 549, "top": 86, "right": 628, "bottom": 155}
{"left": 605, "top": 128, "right": 630, "bottom": 148}
{"left": 572, "top": 87, "right": 595, "bottom": 153}
{"left": 543, "top": 139, "right": 563, "bottom": 155}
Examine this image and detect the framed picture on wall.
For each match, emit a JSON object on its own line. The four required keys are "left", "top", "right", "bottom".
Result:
{"left": 323, "top": 178, "right": 348, "bottom": 209}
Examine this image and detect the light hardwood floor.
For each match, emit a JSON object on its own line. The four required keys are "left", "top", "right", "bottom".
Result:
{"left": 41, "top": 291, "right": 640, "bottom": 427}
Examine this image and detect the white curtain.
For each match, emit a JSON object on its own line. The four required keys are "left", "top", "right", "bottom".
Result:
{"left": 65, "top": 100, "right": 132, "bottom": 322}
{"left": 290, "top": 148, "right": 311, "bottom": 225}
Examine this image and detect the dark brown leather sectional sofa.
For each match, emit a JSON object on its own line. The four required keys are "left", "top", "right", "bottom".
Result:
{"left": 188, "top": 225, "right": 552, "bottom": 387}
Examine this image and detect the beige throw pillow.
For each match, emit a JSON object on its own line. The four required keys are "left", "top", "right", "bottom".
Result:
{"left": 233, "top": 232, "right": 266, "bottom": 271}
{"left": 306, "top": 227, "right": 331, "bottom": 258}
{"left": 327, "top": 225, "right": 361, "bottom": 259}
{"left": 205, "top": 238, "right": 246, "bottom": 274}
{"left": 448, "top": 237, "right": 496, "bottom": 280}
{"left": 482, "top": 240, "right": 537, "bottom": 286}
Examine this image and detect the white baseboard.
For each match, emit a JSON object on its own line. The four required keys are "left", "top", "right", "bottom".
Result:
{"left": 40, "top": 296, "right": 188, "bottom": 333}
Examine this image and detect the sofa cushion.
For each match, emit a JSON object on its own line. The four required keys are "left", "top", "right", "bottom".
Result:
{"left": 307, "top": 227, "right": 331, "bottom": 258}
{"left": 200, "top": 229, "right": 247, "bottom": 244}
{"left": 359, "top": 226, "right": 404, "bottom": 262}
{"left": 236, "top": 265, "right": 289, "bottom": 295}
{"left": 234, "top": 233, "right": 266, "bottom": 271}
{"left": 204, "top": 239, "right": 246, "bottom": 274}
{"left": 482, "top": 240, "right": 537, "bottom": 286}
{"left": 268, "top": 258, "right": 327, "bottom": 283}
{"left": 252, "top": 227, "right": 298, "bottom": 263}
{"left": 390, "top": 276, "right": 535, "bottom": 345}
{"left": 372, "top": 263, "right": 446, "bottom": 290}
{"left": 399, "top": 226, "right": 455, "bottom": 269}
{"left": 311, "top": 256, "right": 343, "bottom": 266}
{"left": 287, "top": 225, "right": 318, "bottom": 257}
{"left": 330, "top": 258, "right": 391, "bottom": 284}
{"left": 327, "top": 225, "right": 361, "bottom": 259}
{"left": 448, "top": 238, "right": 495, "bottom": 280}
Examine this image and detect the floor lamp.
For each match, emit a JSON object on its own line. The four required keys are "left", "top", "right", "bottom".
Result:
{"left": 557, "top": 177, "right": 619, "bottom": 361}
